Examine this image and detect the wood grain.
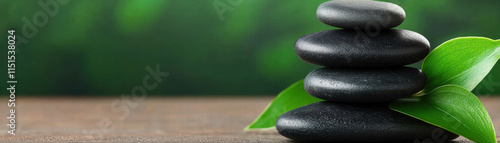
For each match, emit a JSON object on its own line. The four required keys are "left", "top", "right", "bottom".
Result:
{"left": 0, "top": 96, "right": 499, "bottom": 142}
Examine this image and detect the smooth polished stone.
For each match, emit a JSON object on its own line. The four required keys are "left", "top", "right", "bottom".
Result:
{"left": 276, "top": 102, "right": 458, "bottom": 142}
{"left": 317, "top": 0, "right": 405, "bottom": 29}
{"left": 304, "top": 67, "right": 426, "bottom": 103}
{"left": 295, "top": 29, "right": 430, "bottom": 67}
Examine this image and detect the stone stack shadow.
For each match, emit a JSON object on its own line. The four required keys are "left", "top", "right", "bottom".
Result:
{"left": 276, "top": 0, "right": 458, "bottom": 142}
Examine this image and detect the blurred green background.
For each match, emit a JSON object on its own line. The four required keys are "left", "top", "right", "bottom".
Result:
{"left": 1, "top": 0, "right": 500, "bottom": 96}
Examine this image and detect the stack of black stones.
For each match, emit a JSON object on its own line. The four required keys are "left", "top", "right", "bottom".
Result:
{"left": 276, "top": 0, "right": 458, "bottom": 142}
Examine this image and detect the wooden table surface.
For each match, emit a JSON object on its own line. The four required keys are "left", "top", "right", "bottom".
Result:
{"left": 0, "top": 96, "right": 499, "bottom": 143}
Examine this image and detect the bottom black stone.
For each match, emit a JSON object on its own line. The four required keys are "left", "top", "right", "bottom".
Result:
{"left": 276, "top": 102, "right": 458, "bottom": 142}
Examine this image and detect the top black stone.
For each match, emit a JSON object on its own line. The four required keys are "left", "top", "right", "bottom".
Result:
{"left": 317, "top": 0, "right": 405, "bottom": 30}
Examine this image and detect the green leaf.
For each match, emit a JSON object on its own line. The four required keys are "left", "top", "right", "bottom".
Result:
{"left": 422, "top": 37, "right": 500, "bottom": 92}
{"left": 390, "top": 85, "right": 496, "bottom": 143}
{"left": 244, "top": 80, "right": 323, "bottom": 130}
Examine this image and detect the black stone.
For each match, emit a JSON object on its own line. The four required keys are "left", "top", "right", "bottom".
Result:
{"left": 304, "top": 67, "right": 426, "bottom": 103}
{"left": 317, "top": 0, "right": 405, "bottom": 30}
{"left": 295, "top": 29, "right": 430, "bottom": 67}
{"left": 276, "top": 102, "right": 459, "bottom": 142}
